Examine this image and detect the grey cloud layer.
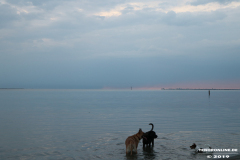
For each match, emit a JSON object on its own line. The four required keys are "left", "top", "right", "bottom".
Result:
{"left": 1, "top": 0, "right": 240, "bottom": 88}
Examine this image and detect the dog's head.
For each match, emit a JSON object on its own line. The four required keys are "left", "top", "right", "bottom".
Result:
{"left": 153, "top": 133, "right": 158, "bottom": 139}
{"left": 190, "top": 143, "right": 197, "bottom": 149}
{"left": 137, "top": 128, "right": 144, "bottom": 139}
{"left": 148, "top": 131, "right": 158, "bottom": 139}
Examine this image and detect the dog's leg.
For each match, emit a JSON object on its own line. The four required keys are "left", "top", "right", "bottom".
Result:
{"left": 152, "top": 139, "right": 154, "bottom": 146}
{"left": 134, "top": 145, "right": 137, "bottom": 154}
{"left": 150, "top": 140, "right": 152, "bottom": 146}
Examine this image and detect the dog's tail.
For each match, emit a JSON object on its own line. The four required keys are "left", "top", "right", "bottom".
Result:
{"left": 149, "top": 123, "right": 154, "bottom": 131}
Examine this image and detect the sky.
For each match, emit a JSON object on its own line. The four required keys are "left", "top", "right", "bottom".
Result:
{"left": 0, "top": 0, "right": 240, "bottom": 89}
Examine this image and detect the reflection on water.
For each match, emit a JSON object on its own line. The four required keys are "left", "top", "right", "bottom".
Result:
{"left": 1, "top": 131, "right": 239, "bottom": 160}
{"left": 0, "top": 90, "right": 240, "bottom": 159}
{"left": 142, "top": 146, "right": 157, "bottom": 160}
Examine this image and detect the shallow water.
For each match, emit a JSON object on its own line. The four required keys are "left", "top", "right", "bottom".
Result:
{"left": 0, "top": 89, "right": 239, "bottom": 159}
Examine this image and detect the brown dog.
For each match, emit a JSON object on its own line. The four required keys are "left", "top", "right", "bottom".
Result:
{"left": 125, "top": 128, "right": 144, "bottom": 155}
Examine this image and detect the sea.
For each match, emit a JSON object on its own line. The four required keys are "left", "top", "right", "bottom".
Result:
{"left": 0, "top": 89, "right": 239, "bottom": 160}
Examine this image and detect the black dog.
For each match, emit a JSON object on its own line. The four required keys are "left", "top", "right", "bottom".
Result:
{"left": 142, "top": 123, "right": 158, "bottom": 147}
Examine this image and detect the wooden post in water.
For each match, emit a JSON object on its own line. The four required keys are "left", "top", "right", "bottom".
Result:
{"left": 208, "top": 90, "right": 210, "bottom": 96}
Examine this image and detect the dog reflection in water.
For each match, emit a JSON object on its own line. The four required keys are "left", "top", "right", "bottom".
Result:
{"left": 125, "top": 128, "right": 144, "bottom": 155}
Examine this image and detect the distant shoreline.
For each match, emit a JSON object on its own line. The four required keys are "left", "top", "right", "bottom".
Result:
{"left": 162, "top": 89, "right": 240, "bottom": 90}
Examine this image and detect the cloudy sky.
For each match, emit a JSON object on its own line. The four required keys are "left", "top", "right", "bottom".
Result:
{"left": 1, "top": 0, "right": 240, "bottom": 89}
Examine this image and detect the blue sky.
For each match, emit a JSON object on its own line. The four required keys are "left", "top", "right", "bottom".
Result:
{"left": 1, "top": 0, "right": 240, "bottom": 89}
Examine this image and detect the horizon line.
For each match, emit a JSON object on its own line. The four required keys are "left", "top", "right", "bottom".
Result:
{"left": 1, "top": 88, "right": 240, "bottom": 90}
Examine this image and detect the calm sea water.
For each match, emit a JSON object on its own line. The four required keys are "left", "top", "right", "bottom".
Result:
{"left": 0, "top": 89, "right": 239, "bottom": 160}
